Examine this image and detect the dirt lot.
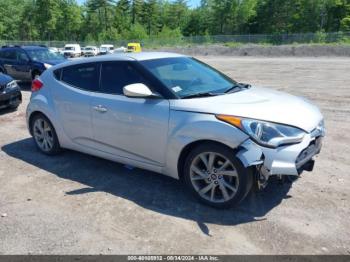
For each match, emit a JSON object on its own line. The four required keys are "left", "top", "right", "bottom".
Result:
{"left": 0, "top": 57, "right": 349, "bottom": 255}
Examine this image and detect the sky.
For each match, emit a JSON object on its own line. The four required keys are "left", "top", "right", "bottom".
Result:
{"left": 77, "top": 0, "right": 201, "bottom": 8}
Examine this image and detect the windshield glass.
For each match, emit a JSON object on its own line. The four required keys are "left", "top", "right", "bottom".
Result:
{"left": 140, "top": 57, "right": 238, "bottom": 98}
{"left": 65, "top": 47, "right": 75, "bottom": 50}
{"left": 26, "top": 49, "right": 64, "bottom": 61}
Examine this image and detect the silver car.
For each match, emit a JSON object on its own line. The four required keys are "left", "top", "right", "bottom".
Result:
{"left": 26, "top": 52, "right": 325, "bottom": 208}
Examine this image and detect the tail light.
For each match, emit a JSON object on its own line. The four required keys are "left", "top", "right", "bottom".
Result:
{"left": 31, "top": 79, "right": 43, "bottom": 92}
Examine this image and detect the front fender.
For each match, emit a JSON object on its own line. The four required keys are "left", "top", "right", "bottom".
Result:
{"left": 163, "top": 110, "right": 249, "bottom": 179}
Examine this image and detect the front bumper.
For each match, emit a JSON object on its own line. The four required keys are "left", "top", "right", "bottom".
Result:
{"left": 0, "top": 88, "right": 22, "bottom": 109}
{"left": 237, "top": 130, "right": 324, "bottom": 177}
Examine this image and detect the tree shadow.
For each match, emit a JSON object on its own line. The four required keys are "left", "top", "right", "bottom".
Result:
{"left": 2, "top": 138, "right": 293, "bottom": 232}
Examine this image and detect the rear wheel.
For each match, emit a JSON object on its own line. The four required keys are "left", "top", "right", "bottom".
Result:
{"left": 31, "top": 114, "right": 61, "bottom": 155}
{"left": 183, "top": 143, "right": 253, "bottom": 208}
{"left": 32, "top": 71, "right": 40, "bottom": 80}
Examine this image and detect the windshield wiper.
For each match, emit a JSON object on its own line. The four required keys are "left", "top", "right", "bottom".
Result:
{"left": 225, "top": 83, "right": 251, "bottom": 94}
{"left": 182, "top": 92, "right": 220, "bottom": 99}
{"left": 224, "top": 84, "right": 243, "bottom": 94}
{"left": 239, "top": 83, "right": 252, "bottom": 89}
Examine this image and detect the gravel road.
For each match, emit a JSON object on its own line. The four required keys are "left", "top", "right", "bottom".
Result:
{"left": 0, "top": 57, "right": 349, "bottom": 254}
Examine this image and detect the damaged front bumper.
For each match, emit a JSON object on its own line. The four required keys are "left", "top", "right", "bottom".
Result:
{"left": 237, "top": 130, "right": 324, "bottom": 183}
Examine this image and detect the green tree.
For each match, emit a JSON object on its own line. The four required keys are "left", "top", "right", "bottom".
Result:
{"left": 35, "top": 0, "right": 61, "bottom": 40}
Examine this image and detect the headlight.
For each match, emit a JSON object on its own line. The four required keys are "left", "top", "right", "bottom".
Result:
{"left": 216, "top": 115, "right": 305, "bottom": 148}
{"left": 44, "top": 63, "right": 52, "bottom": 69}
{"left": 4, "top": 80, "right": 18, "bottom": 92}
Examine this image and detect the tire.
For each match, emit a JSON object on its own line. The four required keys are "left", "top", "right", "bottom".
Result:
{"left": 32, "top": 70, "right": 41, "bottom": 80}
{"left": 30, "top": 114, "right": 61, "bottom": 155}
{"left": 183, "top": 142, "right": 253, "bottom": 209}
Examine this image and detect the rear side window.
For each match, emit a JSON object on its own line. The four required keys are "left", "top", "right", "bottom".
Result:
{"left": 61, "top": 63, "right": 99, "bottom": 91}
{"left": 53, "top": 69, "right": 62, "bottom": 80}
{"left": 100, "top": 62, "right": 146, "bottom": 95}
{"left": 1, "top": 50, "right": 16, "bottom": 60}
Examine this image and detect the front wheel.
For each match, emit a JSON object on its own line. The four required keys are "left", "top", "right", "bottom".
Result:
{"left": 31, "top": 114, "right": 61, "bottom": 155}
{"left": 183, "top": 143, "right": 253, "bottom": 208}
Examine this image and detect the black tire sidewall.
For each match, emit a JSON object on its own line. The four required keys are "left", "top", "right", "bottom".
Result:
{"left": 183, "top": 142, "right": 253, "bottom": 209}
{"left": 31, "top": 114, "right": 61, "bottom": 155}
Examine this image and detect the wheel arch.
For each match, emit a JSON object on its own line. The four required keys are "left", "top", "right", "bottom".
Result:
{"left": 31, "top": 69, "right": 42, "bottom": 80}
{"left": 28, "top": 111, "right": 49, "bottom": 135}
{"left": 0, "top": 65, "right": 6, "bottom": 74}
{"left": 177, "top": 139, "right": 240, "bottom": 181}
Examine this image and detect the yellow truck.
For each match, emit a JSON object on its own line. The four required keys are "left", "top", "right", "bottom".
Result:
{"left": 127, "top": 43, "right": 142, "bottom": 53}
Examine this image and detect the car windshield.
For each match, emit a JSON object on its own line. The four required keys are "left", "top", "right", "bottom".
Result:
{"left": 65, "top": 47, "right": 75, "bottom": 50}
{"left": 26, "top": 49, "right": 64, "bottom": 61}
{"left": 140, "top": 57, "right": 239, "bottom": 98}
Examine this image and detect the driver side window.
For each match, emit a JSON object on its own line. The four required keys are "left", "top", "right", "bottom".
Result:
{"left": 100, "top": 62, "right": 147, "bottom": 95}
{"left": 17, "top": 51, "right": 29, "bottom": 62}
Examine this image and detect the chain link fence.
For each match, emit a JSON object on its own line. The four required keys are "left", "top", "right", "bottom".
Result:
{"left": 1, "top": 32, "right": 349, "bottom": 48}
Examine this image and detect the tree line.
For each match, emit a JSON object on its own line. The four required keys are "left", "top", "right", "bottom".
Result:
{"left": 0, "top": 0, "right": 349, "bottom": 42}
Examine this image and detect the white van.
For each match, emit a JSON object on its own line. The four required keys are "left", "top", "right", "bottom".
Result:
{"left": 99, "top": 44, "right": 114, "bottom": 55}
{"left": 63, "top": 44, "right": 81, "bottom": 58}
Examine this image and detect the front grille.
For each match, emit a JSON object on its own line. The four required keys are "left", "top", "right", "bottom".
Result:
{"left": 0, "top": 84, "right": 5, "bottom": 92}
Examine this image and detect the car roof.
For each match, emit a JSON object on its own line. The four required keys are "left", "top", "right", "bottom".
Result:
{"left": 1, "top": 45, "right": 47, "bottom": 51}
{"left": 21, "top": 46, "right": 47, "bottom": 50}
{"left": 52, "top": 52, "right": 188, "bottom": 69}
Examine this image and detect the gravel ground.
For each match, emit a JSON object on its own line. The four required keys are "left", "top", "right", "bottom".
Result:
{"left": 154, "top": 44, "right": 350, "bottom": 57}
{"left": 0, "top": 57, "right": 349, "bottom": 255}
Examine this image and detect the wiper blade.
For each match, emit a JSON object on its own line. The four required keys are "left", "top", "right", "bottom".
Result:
{"left": 239, "top": 83, "right": 252, "bottom": 89}
{"left": 225, "top": 83, "right": 251, "bottom": 94}
{"left": 224, "top": 84, "right": 242, "bottom": 94}
{"left": 182, "top": 92, "right": 219, "bottom": 99}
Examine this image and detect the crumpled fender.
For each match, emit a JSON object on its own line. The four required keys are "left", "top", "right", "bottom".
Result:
{"left": 236, "top": 139, "right": 264, "bottom": 167}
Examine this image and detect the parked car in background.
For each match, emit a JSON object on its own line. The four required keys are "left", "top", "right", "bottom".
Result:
{"left": 49, "top": 47, "right": 59, "bottom": 53}
{"left": 0, "top": 45, "right": 66, "bottom": 81}
{"left": 26, "top": 52, "right": 325, "bottom": 208}
{"left": 84, "top": 46, "right": 99, "bottom": 57}
{"left": 63, "top": 44, "right": 81, "bottom": 58}
{"left": 81, "top": 47, "right": 87, "bottom": 56}
{"left": 99, "top": 44, "right": 114, "bottom": 55}
{"left": 127, "top": 43, "right": 142, "bottom": 53}
{"left": 114, "top": 46, "right": 127, "bottom": 53}
{"left": 0, "top": 73, "right": 21, "bottom": 110}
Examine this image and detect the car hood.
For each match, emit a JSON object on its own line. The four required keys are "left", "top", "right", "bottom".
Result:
{"left": 170, "top": 87, "right": 323, "bottom": 132}
{"left": 0, "top": 73, "right": 13, "bottom": 85}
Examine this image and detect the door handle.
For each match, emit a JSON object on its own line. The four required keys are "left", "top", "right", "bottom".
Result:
{"left": 93, "top": 105, "right": 108, "bottom": 113}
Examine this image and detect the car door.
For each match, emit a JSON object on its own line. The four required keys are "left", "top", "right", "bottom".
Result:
{"left": 51, "top": 62, "right": 99, "bottom": 147}
{"left": 90, "top": 61, "right": 170, "bottom": 167}
{"left": 13, "top": 50, "right": 32, "bottom": 81}
{"left": 2, "top": 50, "right": 18, "bottom": 78}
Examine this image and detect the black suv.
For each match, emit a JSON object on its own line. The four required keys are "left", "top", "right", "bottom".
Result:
{"left": 0, "top": 45, "right": 66, "bottom": 81}
{"left": 0, "top": 73, "right": 21, "bottom": 110}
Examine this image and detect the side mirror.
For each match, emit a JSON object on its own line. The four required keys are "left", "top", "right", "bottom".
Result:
{"left": 123, "top": 83, "right": 160, "bottom": 98}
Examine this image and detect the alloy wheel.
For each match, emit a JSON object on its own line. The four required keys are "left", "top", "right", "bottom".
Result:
{"left": 33, "top": 118, "right": 54, "bottom": 152}
{"left": 190, "top": 152, "right": 239, "bottom": 203}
